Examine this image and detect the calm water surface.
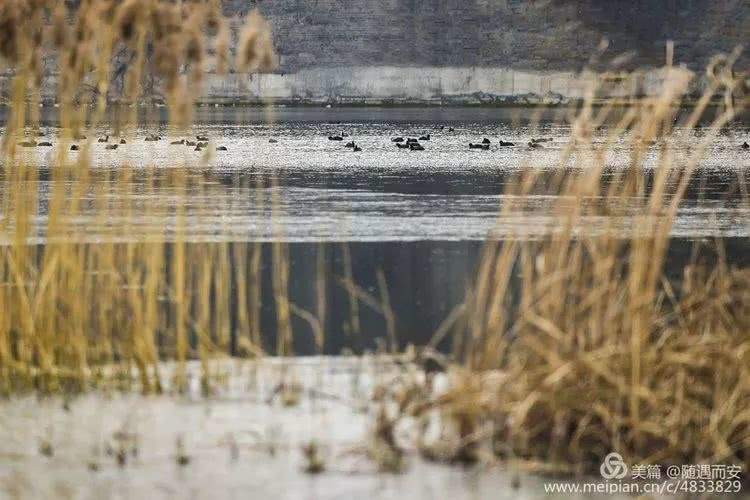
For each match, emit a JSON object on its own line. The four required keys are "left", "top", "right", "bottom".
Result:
{"left": 3, "top": 107, "right": 749, "bottom": 243}
{"left": 1, "top": 108, "right": 749, "bottom": 351}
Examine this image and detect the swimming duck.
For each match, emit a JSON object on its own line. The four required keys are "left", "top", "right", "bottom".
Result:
{"left": 328, "top": 135, "right": 343, "bottom": 141}
{"left": 406, "top": 138, "right": 418, "bottom": 144}
{"left": 186, "top": 141, "right": 196, "bottom": 146}
{"left": 481, "top": 138, "right": 490, "bottom": 144}
{"left": 98, "top": 135, "right": 109, "bottom": 143}
{"left": 353, "top": 145, "right": 362, "bottom": 152}
{"left": 105, "top": 144, "right": 118, "bottom": 150}
{"left": 498, "top": 140, "right": 514, "bottom": 146}
{"left": 419, "top": 134, "right": 431, "bottom": 141}
{"left": 120, "top": 139, "right": 127, "bottom": 144}
{"left": 171, "top": 139, "right": 185, "bottom": 145}
{"left": 396, "top": 143, "right": 410, "bottom": 149}
{"left": 37, "top": 141, "right": 53, "bottom": 147}
{"left": 531, "top": 137, "right": 553, "bottom": 143}
{"left": 196, "top": 135, "right": 208, "bottom": 142}
{"left": 469, "top": 143, "right": 490, "bottom": 150}
{"left": 391, "top": 137, "right": 404, "bottom": 142}
{"left": 528, "top": 141, "right": 543, "bottom": 149}
{"left": 216, "top": 146, "right": 228, "bottom": 151}
{"left": 742, "top": 141, "right": 749, "bottom": 150}
{"left": 345, "top": 141, "right": 355, "bottom": 148}
{"left": 269, "top": 139, "right": 278, "bottom": 143}
{"left": 70, "top": 144, "right": 79, "bottom": 151}
{"left": 409, "top": 143, "right": 425, "bottom": 151}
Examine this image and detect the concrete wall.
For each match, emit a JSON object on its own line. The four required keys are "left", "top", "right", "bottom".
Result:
{"left": 202, "top": 66, "right": 595, "bottom": 103}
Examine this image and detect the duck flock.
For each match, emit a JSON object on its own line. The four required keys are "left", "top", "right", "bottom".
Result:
{"left": 11, "top": 129, "right": 750, "bottom": 154}
{"left": 324, "top": 127, "right": 555, "bottom": 153}
{"left": 14, "top": 132, "right": 229, "bottom": 152}
{"left": 323, "top": 129, "right": 748, "bottom": 153}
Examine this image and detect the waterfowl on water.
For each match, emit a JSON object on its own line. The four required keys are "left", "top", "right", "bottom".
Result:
{"left": 171, "top": 139, "right": 185, "bottom": 145}
{"left": 345, "top": 141, "right": 355, "bottom": 148}
{"left": 419, "top": 134, "right": 431, "bottom": 141}
{"left": 481, "top": 138, "right": 490, "bottom": 144}
{"left": 70, "top": 144, "right": 79, "bottom": 151}
{"left": 105, "top": 144, "right": 118, "bottom": 150}
{"left": 196, "top": 135, "right": 209, "bottom": 142}
{"left": 120, "top": 139, "right": 127, "bottom": 144}
{"left": 396, "top": 143, "right": 410, "bottom": 149}
{"left": 37, "top": 141, "right": 53, "bottom": 147}
{"left": 528, "top": 141, "right": 543, "bottom": 149}
{"left": 469, "top": 143, "right": 489, "bottom": 150}
{"left": 448, "top": 127, "right": 455, "bottom": 132}
{"left": 216, "top": 146, "right": 228, "bottom": 151}
{"left": 186, "top": 141, "right": 196, "bottom": 146}
{"left": 391, "top": 137, "right": 404, "bottom": 142}
{"left": 743, "top": 141, "right": 749, "bottom": 150}
{"left": 328, "top": 135, "right": 343, "bottom": 141}
{"left": 409, "top": 143, "right": 425, "bottom": 151}
{"left": 531, "top": 137, "right": 552, "bottom": 143}
{"left": 196, "top": 142, "right": 208, "bottom": 148}
{"left": 498, "top": 140, "right": 514, "bottom": 146}
{"left": 353, "top": 145, "right": 362, "bottom": 152}
{"left": 269, "top": 139, "right": 278, "bottom": 143}
{"left": 98, "top": 135, "right": 109, "bottom": 143}
{"left": 406, "top": 138, "right": 418, "bottom": 144}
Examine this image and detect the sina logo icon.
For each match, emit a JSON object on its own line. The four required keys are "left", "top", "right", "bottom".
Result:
{"left": 600, "top": 452, "right": 628, "bottom": 480}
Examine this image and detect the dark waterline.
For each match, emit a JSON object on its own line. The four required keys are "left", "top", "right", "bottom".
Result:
{"left": 4, "top": 104, "right": 750, "bottom": 127}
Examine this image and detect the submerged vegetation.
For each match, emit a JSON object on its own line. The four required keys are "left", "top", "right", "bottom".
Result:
{"left": 0, "top": 0, "right": 748, "bottom": 482}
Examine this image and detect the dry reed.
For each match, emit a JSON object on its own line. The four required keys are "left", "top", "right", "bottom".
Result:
{"left": 380, "top": 53, "right": 750, "bottom": 476}
{"left": 0, "top": 0, "right": 280, "bottom": 394}
{"left": 0, "top": 0, "right": 747, "bottom": 481}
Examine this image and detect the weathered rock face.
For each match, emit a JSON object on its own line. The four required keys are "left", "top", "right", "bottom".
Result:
{"left": 236, "top": 0, "right": 748, "bottom": 73}
{"left": 203, "top": 0, "right": 748, "bottom": 103}
{"left": 3, "top": 0, "right": 748, "bottom": 104}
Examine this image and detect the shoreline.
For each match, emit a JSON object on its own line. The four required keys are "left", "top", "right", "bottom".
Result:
{"left": 3, "top": 100, "right": 748, "bottom": 110}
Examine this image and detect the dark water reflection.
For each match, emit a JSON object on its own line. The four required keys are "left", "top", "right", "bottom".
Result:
{"left": 196, "top": 238, "right": 750, "bottom": 355}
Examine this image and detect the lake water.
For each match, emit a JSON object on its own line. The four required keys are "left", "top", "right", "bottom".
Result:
{"left": 2, "top": 107, "right": 750, "bottom": 499}
{"left": 1, "top": 107, "right": 749, "bottom": 352}
{"left": 5, "top": 107, "right": 750, "bottom": 242}
{"left": 0, "top": 358, "right": 626, "bottom": 500}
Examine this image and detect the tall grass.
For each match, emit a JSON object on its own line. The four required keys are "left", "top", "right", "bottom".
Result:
{"left": 0, "top": 0, "right": 748, "bottom": 478}
{"left": 0, "top": 0, "right": 286, "bottom": 394}
{"left": 389, "top": 53, "right": 750, "bottom": 475}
